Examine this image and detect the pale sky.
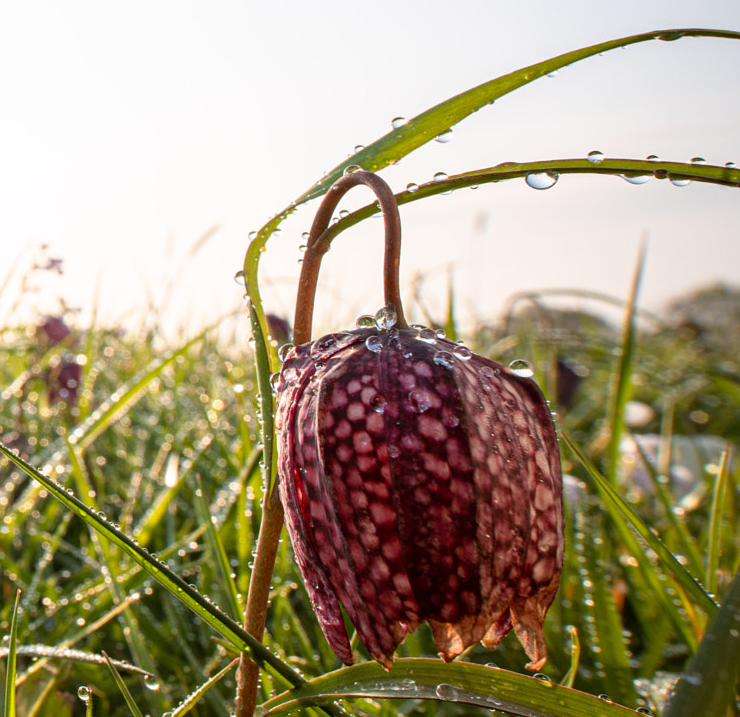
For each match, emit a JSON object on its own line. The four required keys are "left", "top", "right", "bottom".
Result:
{"left": 2, "top": 1, "right": 739, "bottom": 339}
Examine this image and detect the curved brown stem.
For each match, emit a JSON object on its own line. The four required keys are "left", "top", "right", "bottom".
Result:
{"left": 293, "top": 171, "right": 407, "bottom": 345}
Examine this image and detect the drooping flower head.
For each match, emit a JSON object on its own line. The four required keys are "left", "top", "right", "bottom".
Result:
{"left": 275, "top": 171, "right": 563, "bottom": 671}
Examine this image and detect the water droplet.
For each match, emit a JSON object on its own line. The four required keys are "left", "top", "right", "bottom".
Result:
{"left": 435, "top": 128, "right": 454, "bottom": 143}
{"left": 619, "top": 174, "right": 650, "bottom": 185}
{"left": 356, "top": 314, "right": 376, "bottom": 329}
{"left": 354, "top": 144, "right": 365, "bottom": 153}
{"left": 453, "top": 345, "right": 472, "bottom": 360}
{"left": 406, "top": 182, "right": 419, "bottom": 193}
{"left": 670, "top": 176, "right": 691, "bottom": 187}
{"left": 234, "top": 270, "right": 245, "bottom": 285}
{"left": 269, "top": 373, "right": 280, "bottom": 391}
{"left": 338, "top": 209, "right": 350, "bottom": 219}
{"left": 277, "top": 343, "right": 294, "bottom": 362}
{"left": 657, "top": 31, "right": 683, "bottom": 41}
{"left": 435, "top": 329, "right": 446, "bottom": 338}
{"left": 375, "top": 305, "right": 397, "bottom": 330}
{"left": 417, "top": 328, "right": 437, "bottom": 343}
{"left": 144, "top": 674, "right": 160, "bottom": 691}
{"left": 370, "top": 395, "right": 387, "bottom": 413}
{"left": 433, "top": 171, "right": 448, "bottom": 183}
{"left": 598, "top": 694, "right": 613, "bottom": 702}
{"left": 586, "top": 150, "right": 604, "bottom": 164}
{"left": 96, "top": 510, "right": 107, "bottom": 520}
{"left": 365, "top": 335, "right": 383, "bottom": 353}
{"left": 344, "top": 164, "right": 363, "bottom": 175}
{"left": 546, "top": 70, "right": 559, "bottom": 78}
{"left": 525, "top": 172, "right": 559, "bottom": 190}
{"left": 434, "top": 351, "right": 455, "bottom": 369}
{"left": 509, "top": 359, "right": 534, "bottom": 377}
{"left": 690, "top": 157, "right": 706, "bottom": 165}
{"left": 435, "top": 683, "right": 460, "bottom": 701}
{"left": 636, "top": 709, "right": 653, "bottom": 715}
{"left": 311, "top": 335, "right": 337, "bottom": 359}
{"left": 408, "top": 388, "right": 433, "bottom": 413}
{"left": 534, "top": 673, "right": 553, "bottom": 684}
{"left": 646, "top": 154, "right": 660, "bottom": 162}
{"left": 248, "top": 231, "right": 257, "bottom": 241}
{"left": 479, "top": 365, "right": 499, "bottom": 378}
{"left": 391, "top": 116, "right": 408, "bottom": 129}
{"left": 78, "top": 685, "right": 91, "bottom": 701}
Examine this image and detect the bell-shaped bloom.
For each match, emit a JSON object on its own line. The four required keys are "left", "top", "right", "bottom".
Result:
{"left": 275, "top": 311, "right": 563, "bottom": 671}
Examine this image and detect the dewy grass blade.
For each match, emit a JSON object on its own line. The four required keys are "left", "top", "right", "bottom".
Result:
{"left": 3, "top": 590, "right": 21, "bottom": 717}
{"left": 562, "top": 432, "right": 718, "bottom": 617}
{"left": 663, "top": 565, "right": 740, "bottom": 717}
{"left": 0, "top": 442, "right": 302, "bottom": 689}
{"left": 706, "top": 446, "right": 731, "bottom": 596}
{"left": 605, "top": 243, "right": 645, "bottom": 485}
{"left": 256, "top": 659, "right": 643, "bottom": 717}
{"left": 102, "top": 653, "right": 145, "bottom": 717}
{"left": 559, "top": 626, "right": 580, "bottom": 689}
{"left": 169, "top": 658, "right": 238, "bottom": 716}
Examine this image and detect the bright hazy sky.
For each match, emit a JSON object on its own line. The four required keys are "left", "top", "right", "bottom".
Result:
{"left": 2, "top": 2, "right": 740, "bottom": 339}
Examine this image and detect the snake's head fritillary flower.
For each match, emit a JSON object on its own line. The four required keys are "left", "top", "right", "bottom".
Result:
{"left": 275, "top": 304, "right": 563, "bottom": 671}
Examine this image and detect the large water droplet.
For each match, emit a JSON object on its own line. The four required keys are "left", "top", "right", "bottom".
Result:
{"left": 375, "top": 305, "right": 397, "bottom": 330}
{"left": 434, "top": 351, "right": 455, "bottom": 369}
{"left": 78, "top": 685, "right": 91, "bottom": 701}
{"left": 525, "top": 172, "right": 559, "bottom": 190}
{"left": 670, "top": 176, "right": 691, "bottom": 187}
{"left": 586, "top": 150, "right": 604, "bottom": 164}
{"left": 391, "top": 116, "right": 408, "bottom": 129}
{"left": 509, "top": 359, "right": 534, "bottom": 377}
{"left": 269, "top": 372, "right": 280, "bottom": 391}
{"left": 453, "top": 344, "right": 472, "bottom": 361}
{"left": 144, "top": 674, "right": 161, "bottom": 691}
{"left": 534, "top": 673, "right": 553, "bottom": 684}
{"left": 365, "top": 335, "right": 383, "bottom": 353}
{"left": 234, "top": 270, "right": 245, "bottom": 285}
{"left": 433, "top": 171, "right": 448, "bottom": 182}
{"left": 725, "top": 161, "right": 736, "bottom": 169}
{"left": 277, "top": 343, "right": 294, "bottom": 362}
{"left": 356, "top": 314, "right": 376, "bottom": 329}
{"left": 435, "top": 683, "right": 461, "bottom": 701}
{"left": 435, "top": 128, "right": 454, "bottom": 143}
{"left": 343, "top": 164, "right": 363, "bottom": 175}
{"left": 417, "top": 328, "right": 437, "bottom": 343}
{"left": 690, "top": 157, "right": 706, "bottom": 166}
{"left": 353, "top": 144, "right": 365, "bottom": 153}
{"left": 619, "top": 174, "right": 650, "bottom": 185}
{"left": 406, "top": 182, "right": 419, "bottom": 193}
{"left": 409, "top": 388, "right": 434, "bottom": 413}
{"left": 646, "top": 154, "right": 660, "bottom": 162}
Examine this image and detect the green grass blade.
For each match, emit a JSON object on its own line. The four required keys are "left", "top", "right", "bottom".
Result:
{"left": 0, "top": 442, "right": 302, "bottom": 689}
{"left": 605, "top": 243, "right": 645, "bottom": 484}
{"left": 169, "top": 658, "right": 237, "bottom": 716}
{"left": 256, "top": 659, "right": 644, "bottom": 717}
{"left": 559, "top": 626, "right": 580, "bottom": 689}
{"left": 663, "top": 564, "right": 740, "bottom": 717}
{"left": 102, "top": 653, "right": 145, "bottom": 717}
{"left": 3, "top": 590, "right": 21, "bottom": 717}
{"left": 562, "top": 431, "right": 717, "bottom": 617}
{"left": 195, "top": 475, "right": 242, "bottom": 620}
{"left": 706, "top": 446, "right": 731, "bottom": 597}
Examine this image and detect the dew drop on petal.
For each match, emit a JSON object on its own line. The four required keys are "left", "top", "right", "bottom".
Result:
{"left": 365, "top": 335, "right": 383, "bottom": 353}
{"left": 509, "top": 359, "right": 534, "bottom": 377}
{"left": 586, "top": 151, "right": 604, "bottom": 164}
{"left": 277, "top": 343, "right": 294, "bottom": 362}
{"left": 525, "top": 172, "right": 558, "bottom": 190}
{"left": 375, "top": 304, "right": 397, "bottom": 330}
{"left": 418, "top": 328, "right": 437, "bottom": 343}
{"left": 356, "top": 314, "right": 376, "bottom": 329}
{"left": 435, "top": 128, "right": 454, "bottom": 143}
{"left": 434, "top": 350, "right": 455, "bottom": 369}
{"left": 453, "top": 344, "right": 472, "bottom": 360}
{"left": 370, "top": 395, "right": 387, "bottom": 413}
{"left": 408, "top": 388, "right": 433, "bottom": 413}
{"left": 391, "top": 116, "right": 408, "bottom": 129}
{"left": 234, "top": 270, "right": 245, "bottom": 285}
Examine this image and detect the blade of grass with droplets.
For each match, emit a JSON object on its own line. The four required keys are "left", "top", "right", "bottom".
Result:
{"left": 242, "top": 29, "right": 740, "bottom": 332}
{"left": 706, "top": 446, "right": 731, "bottom": 597}
{"left": 0, "top": 442, "right": 300, "bottom": 689}
{"left": 169, "top": 659, "right": 238, "bottom": 716}
{"left": 102, "top": 653, "right": 145, "bottom": 717}
{"left": 562, "top": 431, "right": 717, "bottom": 617}
{"left": 256, "top": 659, "right": 644, "bottom": 717}
{"left": 605, "top": 243, "right": 645, "bottom": 485}
{"left": 3, "top": 590, "right": 21, "bottom": 717}
{"left": 663, "top": 564, "right": 740, "bottom": 717}
{"left": 195, "top": 475, "right": 243, "bottom": 620}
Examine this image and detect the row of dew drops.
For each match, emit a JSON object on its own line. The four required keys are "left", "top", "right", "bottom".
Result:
{"left": 271, "top": 304, "right": 535, "bottom": 393}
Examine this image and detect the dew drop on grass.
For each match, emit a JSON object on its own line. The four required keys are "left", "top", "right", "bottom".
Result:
{"left": 586, "top": 150, "right": 604, "bottom": 164}
{"left": 525, "top": 172, "right": 558, "bottom": 190}
{"left": 509, "top": 359, "right": 534, "bottom": 377}
{"left": 533, "top": 673, "right": 553, "bottom": 684}
{"left": 546, "top": 70, "right": 558, "bottom": 78}
{"left": 435, "top": 128, "right": 454, "bottom": 143}
{"left": 391, "top": 116, "right": 408, "bottom": 129}
{"left": 435, "top": 683, "right": 460, "bottom": 701}
{"left": 354, "top": 144, "right": 365, "bottom": 153}
{"left": 725, "top": 161, "right": 736, "bottom": 169}
{"left": 344, "top": 164, "right": 363, "bottom": 175}
{"left": 144, "top": 674, "right": 160, "bottom": 691}
{"left": 598, "top": 694, "right": 613, "bottom": 702}
{"left": 670, "top": 176, "right": 691, "bottom": 187}
{"left": 233, "top": 270, "right": 245, "bottom": 285}
{"left": 406, "top": 182, "right": 419, "bottom": 193}
{"left": 619, "top": 174, "right": 650, "bottom": 185}
{"left": 77, "top": 685, "right": 91, "bottom": 701}
{"left": 646, "top": 154, "right": 660, "bottom": 162}
{"left": 690, "top": 157, "right": 706, "bottom": 165}
{"left": 433, "top": 171, "right": 448, "bottom": 182}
